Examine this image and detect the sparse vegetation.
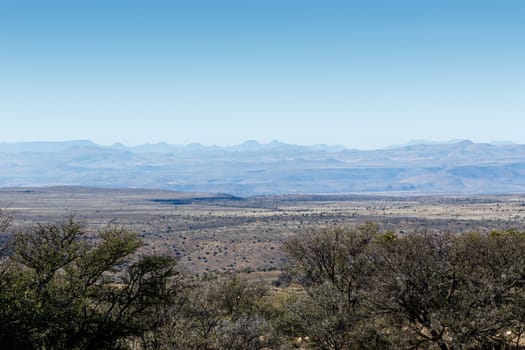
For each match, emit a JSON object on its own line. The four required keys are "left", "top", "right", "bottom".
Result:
{"left": 4, "top": 188, "right": 525, "bottom": 274}
{"left": 280, "top": 225, "right": 525, "bottom": 349}
{"left": 3, "top": 192, "right": 525, "bottom": 349}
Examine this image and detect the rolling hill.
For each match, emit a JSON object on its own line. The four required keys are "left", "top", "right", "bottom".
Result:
{"left": 1, "top": 140, "right": 525, "bottom": 195}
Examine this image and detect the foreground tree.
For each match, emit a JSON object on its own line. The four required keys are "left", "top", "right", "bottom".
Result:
{"left": 0, "top": 214, "right": 282, "bottom": 350}
{"left": 0, "top": 216, "right": 181, "bottom": 349}
{"left": 369, "top": 230, "right": 525, "bottom": 349}
{"left": 368, "top": 232, "right": 462, "bottom": 349}
{"left": 282, "top": 224, "right": 525, "bottom": 349}
{"left": 4, "top": 212, "right": 525, "bottom": 349}
{"left": 166, "top": 274, "right": 281, "bottom": 350}
{"left": 281, "top": 224, "right": 387, "bottom": 349}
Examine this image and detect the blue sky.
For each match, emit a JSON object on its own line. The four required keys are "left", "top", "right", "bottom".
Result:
{"left": 1, "top": 0, "right": 524, "bottom": 149}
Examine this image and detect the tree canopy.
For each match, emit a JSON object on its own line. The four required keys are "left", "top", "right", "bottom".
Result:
{"left": 282, "top": 224, "right": 525, "bottom": 349}
{"left": 2, "top": 210, "right": 525, "bottom": 349}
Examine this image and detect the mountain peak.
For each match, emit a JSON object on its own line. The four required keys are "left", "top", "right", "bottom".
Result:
{"left": 240, "top": 140, "right": 261, "bottom": 146}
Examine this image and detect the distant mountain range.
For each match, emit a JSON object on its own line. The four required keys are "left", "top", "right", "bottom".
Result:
{"left": 1, "top": 140, "right": 525, "bottom": 195}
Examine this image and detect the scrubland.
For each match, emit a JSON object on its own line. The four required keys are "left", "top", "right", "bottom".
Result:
{"left": 3, "top": 187, "right": 525, "bottom": 349}
{"left": 2, "top": 187, "right": 525, "bottom": 274}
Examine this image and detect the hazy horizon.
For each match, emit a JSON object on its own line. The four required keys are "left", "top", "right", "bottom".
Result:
{"left": 1, "top": 1, "right": 524, "bottom": 149}
{"left": 0, "top": 137, "right": 518, "bottom": 151}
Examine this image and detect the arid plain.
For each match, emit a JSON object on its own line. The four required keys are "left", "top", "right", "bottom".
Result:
{"left": 2, "top": 186, "right": 525, "bottom": 274}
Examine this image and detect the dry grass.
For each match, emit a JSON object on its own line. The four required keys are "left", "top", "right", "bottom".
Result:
{"left": 2, "top": 187, "right": 525, "bottom": 274}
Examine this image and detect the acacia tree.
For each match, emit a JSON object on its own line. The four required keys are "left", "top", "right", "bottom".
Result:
{"left": 282, "top": 224, "right": 525, "bottom": 350}
{"left": 167, "top": 274, "right": 280, "bottom": 350}
{"left": 0, "top": 216, "right": 182, "bottom": 349}
{"left": 281, "top": 224, "right": 387, "bottom": 350}
{"left": 0, "top": 214, "right": 281, "bottom": 350}
{"left": 368, "top": 230, "right": 525, "bottom": 349}
{"left": 368, "top": 233, "right": 462, "bottom": 350}
{"left": 452, "top": 231, "right": 525, "bottom": 348}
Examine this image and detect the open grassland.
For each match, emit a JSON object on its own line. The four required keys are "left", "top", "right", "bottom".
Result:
{"left": 2, "top": 186, "right": 525, "bottom": 274}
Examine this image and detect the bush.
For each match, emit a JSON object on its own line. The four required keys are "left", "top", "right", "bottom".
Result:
{"left": 282, "top": 225, "right": 525, "bottom": 350}
{"left": 0, "top": 216, "right": 181, "bottom": 349}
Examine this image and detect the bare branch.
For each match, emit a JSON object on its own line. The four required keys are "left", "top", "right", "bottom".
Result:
{"left": 0, "top": 208, "right": 12, "bottom": 233}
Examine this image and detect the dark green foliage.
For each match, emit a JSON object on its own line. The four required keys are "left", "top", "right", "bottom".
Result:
{"left": 0, "top": 212, "right": 281, "bottom": 350}
{"left": 4, "top": 210, "right": 525, "bottom": 350}
{"left": 0, "top": 216, "right": 179, "bottom": 350}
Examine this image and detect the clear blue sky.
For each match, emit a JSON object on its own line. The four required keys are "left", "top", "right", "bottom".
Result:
{"left": 1, "top": 0, "right": 524, "bottom": 149}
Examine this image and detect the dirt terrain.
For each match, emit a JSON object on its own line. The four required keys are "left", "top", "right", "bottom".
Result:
{"left": 2, "top": 187, "right": 525, "bottom": 274}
